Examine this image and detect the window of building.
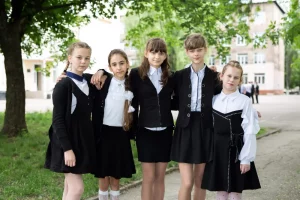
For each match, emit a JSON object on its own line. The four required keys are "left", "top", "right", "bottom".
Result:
{"left": 237, "top": 54, "right": 248, "bottom": 64}
{"left": 243, "top": 74, "right": 248, "bottom": 84}
{"left": 209, "top": 56, "right": 215, "bottom": 65}
{"left": 236, "top": 35, "right": 246, "bottom": 46}
{"left": 254, "top": 73, "right": 265, "bottom": 84}
{"left": 220, "top": 55, "right": 231, "bottom": 65}
{"left": 254, "top": 11, "right": 266, "bottom": 24}
{"left": 254, "top": 53, "right": 265, "bottom": 64}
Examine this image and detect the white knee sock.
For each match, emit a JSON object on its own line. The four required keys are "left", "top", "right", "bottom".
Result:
{"left": 98, "top": 190, "right": 109, "bottom": 200}
{"left": 110, "top": 190, "right": 120, "bottom": 200}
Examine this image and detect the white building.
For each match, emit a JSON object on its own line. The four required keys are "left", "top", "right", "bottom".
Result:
{"left": 209, "top": 0, "right": 286, "bottom": 94}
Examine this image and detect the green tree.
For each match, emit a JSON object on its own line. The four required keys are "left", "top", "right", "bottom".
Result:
{"left": 124, "top": 0, "right": 281, "bottom": 69}
{"left": 0, "top": 0, "right": 129, "bottom": 136}
{"left": 282, "top": 0, "right": 300, "bottom": 89}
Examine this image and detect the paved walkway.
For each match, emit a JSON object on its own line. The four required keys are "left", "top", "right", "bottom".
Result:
{"left": 120, "top": 95, "right": 300, "bottom": 200}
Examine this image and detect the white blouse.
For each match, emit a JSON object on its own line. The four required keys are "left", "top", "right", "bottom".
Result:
{"left": 213, "top": 90, "right": 260, "bottom": 165}
{"left": 103, "top": 77, "right": 134, "bottom": 127}
{"left": 70, "top": 78, "right": 89, "bottom": 114}
{"left": 190, "top": 65, "right": 206, "bottom": 111}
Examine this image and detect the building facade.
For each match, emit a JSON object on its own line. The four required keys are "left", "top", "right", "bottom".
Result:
{"left": 209, "top": 1, "right": 285, "bottom": 94}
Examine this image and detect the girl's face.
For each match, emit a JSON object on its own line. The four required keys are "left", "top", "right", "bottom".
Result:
{"left": 68, "top": 48, "right": 91, "bottom": 75}
{"left": 145, "top": 50, "right": 167, "bottom": 68}
{"left": 185, "top": 47, "right": 207, "bottom": 65}
{"left": 109, "top": 54, "right": 129, "bottom": 80}
{"left": 220, "top": 66, "right": 242, "bottom": 94}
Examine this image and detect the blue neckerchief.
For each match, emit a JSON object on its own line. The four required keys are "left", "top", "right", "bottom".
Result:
{"left": 66, "top": 71, "right": 84, "bottom": 82}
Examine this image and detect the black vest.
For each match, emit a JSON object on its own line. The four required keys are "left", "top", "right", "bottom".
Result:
{"left": 173, "top": 67, "right": 221, "bottom": 128}
{"left": 129, "top": 67, "right": 174, "bottom": 128}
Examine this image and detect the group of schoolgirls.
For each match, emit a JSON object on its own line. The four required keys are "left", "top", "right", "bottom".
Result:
{"left": 44, "top": 33, "right": 261, "bottom": 200}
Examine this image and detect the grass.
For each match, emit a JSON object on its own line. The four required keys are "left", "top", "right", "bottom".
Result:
{"left": 257, "top": 127, "right": 267, "bottom": 137}
{"left": 0, "top": 112, "right": 177, "bottom": 200}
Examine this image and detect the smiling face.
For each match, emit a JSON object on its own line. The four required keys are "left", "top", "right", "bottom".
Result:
{"left": 144, "top": 50, "right": 167, "bottom": 68}
{"left": 109, "top": 53, "right": 129, "bottom": 80}
{"left": 68, "top": 47, "right": 91, "bottom": 75}
{"left": 220, "top": 65, "right": 243, "bottom": 94}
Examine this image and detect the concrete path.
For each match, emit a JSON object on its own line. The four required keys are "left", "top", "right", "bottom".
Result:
{"left": 121, "top": 95, "right": 300, "bottom": 200}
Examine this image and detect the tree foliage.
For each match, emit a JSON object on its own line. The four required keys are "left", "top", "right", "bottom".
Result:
{"left": 0, "top": 0, "right": 131, "bottom": 136}
{"left": 282, "top": 0, "right": 300, "bottom": 88}
{"left": 124, "top": 0, "right": 281, "bottom": 70}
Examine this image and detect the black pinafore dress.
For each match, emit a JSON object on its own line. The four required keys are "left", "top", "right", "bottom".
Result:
{"left": 45, "top": 80, "right": 96, "bottom": 174}
{"left": 202, "top": 109, "right": 261, "bottom": 193}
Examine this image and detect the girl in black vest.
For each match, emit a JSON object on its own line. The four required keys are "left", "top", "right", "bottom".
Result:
{"left": 129, "top": 38, "right": 174, "bottom": 200}
{"left": 170, "top": 34, "right": 221, "bottom": 200}
{"left": 93, "top": 49, "right": 136, "bottom": 200}
{"left": 44, "top": 42, "right": 96, "bottom": 200}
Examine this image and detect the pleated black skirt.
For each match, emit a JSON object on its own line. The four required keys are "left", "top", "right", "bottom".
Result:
{"left": 171, "top": 112, "right": 213, "bottom": 164}
{"left": 94, "top": 125, "right": 136, "bottom": 179}
{"left": 136, "top": 126, "right": 173, "bottom": 163}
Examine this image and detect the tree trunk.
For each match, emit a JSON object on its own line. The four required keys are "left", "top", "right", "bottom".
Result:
{"left": 0, "top": 23, "right": 27, "bottom": 137}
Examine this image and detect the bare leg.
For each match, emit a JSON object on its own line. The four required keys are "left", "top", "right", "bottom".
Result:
{"left": 62, "top": 178, "right": 68, "bottom": 200}
{"left": 178, "top": 163, "right": 194, "bottom": 200}
{"left": 64, "top": 173, "right": 84, "bottom": 200}
{"left": 153, "top": 162, "right": 168, "bottom": 200}
{"left": 193, "top": 163, "right": 206, "bottom": 200}
{"left": 141, "top": 163, "right": 156, "bottom": 200}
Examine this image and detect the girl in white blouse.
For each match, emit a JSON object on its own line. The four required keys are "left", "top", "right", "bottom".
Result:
{"left": 201, "top": 60, "right": 261, "bottom": 200}
{"left": 93, "top": 49, "right": 136, "bottom": 200}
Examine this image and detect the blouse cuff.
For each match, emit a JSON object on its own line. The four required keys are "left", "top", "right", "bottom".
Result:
{"left": 240, "top": 159, "right": 250, "bottom": 165}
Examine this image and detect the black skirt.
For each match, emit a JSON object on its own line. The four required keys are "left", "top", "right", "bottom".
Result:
{"left": 171, "top": 112, "right": 213, "bottom": 164}
{"left": 136, "top": 127, "right": 173, "bottom": 163}
{"left": 94, "top": 125, "right": 136, "bottom": 179}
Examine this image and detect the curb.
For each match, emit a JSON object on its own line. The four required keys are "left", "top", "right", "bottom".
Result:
{"left": 86, "top": 166, "right": 179, "bottom": 200}
{"left": 87, "top": 128, "right": 281, "bottom": 200}
{"left": 257, "top": 128, "right": 281, "bottom": 140}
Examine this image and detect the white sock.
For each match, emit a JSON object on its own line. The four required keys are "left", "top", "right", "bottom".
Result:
{"left": 98, "top": 190, "right": 109, "bottom": 200}
{"left": 110, "top": 190, "right": 120, "bottom": 200}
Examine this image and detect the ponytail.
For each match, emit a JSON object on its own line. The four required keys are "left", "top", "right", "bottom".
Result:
{"left": 63, "top": 61, "right": 70, "bottom": 74}
{"left": 123, "top": 69, "right": 133, "bottom": 131}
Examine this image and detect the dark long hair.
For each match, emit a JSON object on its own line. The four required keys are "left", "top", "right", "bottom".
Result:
{"left": 108, "top": 49, "right": 132, "bottom": 131}
{"left": 138, "top": 38, "right": 171, "bottom": 86}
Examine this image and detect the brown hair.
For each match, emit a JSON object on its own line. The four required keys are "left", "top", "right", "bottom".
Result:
{"left": 139, "top": 38, "right": 171, "bottom": 86}
{"left": 108, "top": 49, "right": 133, "bottom": 131}
{"left": 63, "top": 42, "right": 92, "bottom": 73}
{"left": 184, "top": 33, "right": 207, "bottom": 50}
{"left": 221, "top": 60, "right": 244, "bottom": 85}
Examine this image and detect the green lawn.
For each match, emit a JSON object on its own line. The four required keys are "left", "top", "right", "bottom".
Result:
{"left": 0, "top": 112, "right": 177, "bottom": 200}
